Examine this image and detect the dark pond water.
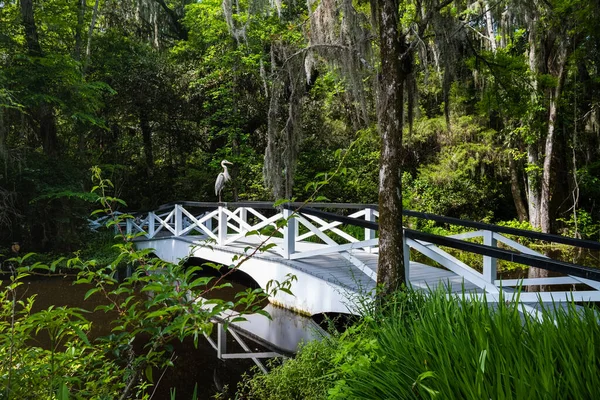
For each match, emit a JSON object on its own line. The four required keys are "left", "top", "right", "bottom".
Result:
{"left": 4, "top": 275, "right": 320, "bottom": 399}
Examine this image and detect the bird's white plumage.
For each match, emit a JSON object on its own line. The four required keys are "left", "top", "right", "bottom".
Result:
{"left": 215, "top": 159, "right": 233, "bottom": 201}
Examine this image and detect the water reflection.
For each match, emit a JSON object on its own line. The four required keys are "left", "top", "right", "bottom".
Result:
{"left": 3, "top": 275, "right": 323, "bottom": 398}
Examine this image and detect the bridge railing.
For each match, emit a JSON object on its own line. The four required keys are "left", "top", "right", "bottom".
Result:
{"left": 291, "top": 206, "right": 600, "bottom": 303}
{"left": 122, "top": 201, "right": 600, "bottom": 303}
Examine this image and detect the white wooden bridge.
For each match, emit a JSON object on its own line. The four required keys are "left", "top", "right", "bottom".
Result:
{"left": 125, "top": 201, "right": 600, "bottom": 318}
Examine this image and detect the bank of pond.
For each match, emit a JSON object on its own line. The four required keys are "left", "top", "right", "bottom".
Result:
{"left": 0, "top": 272, "right": 598, "bottom": 399}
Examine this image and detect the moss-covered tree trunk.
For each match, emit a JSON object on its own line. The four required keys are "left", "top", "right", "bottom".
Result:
{"left": 372, "top": 0, "right": 407, "bottom": 297}
{"left": 20, "top": 0, "right": 59, "bottom": 158}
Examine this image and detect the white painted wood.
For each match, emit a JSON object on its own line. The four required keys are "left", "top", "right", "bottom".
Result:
{"left": 290, "top": 239, "right": 379, "bottom": 259}
{"left": 221, "top": 352, "right": 281, "bottom": 360}
{"left": 223, "top": 212, "right": 284, "bottom": 246}
{"left": 153, "top": 209, "right": 176, "bottom": 236}
{"left": 495, "top": 277, "right": 580, "bottom": 286}
{"left": 461, "top": 290, "right": 600, "bottom": 303}
{"left": 148, "top": 212, "right": 155, "bottom": 238}
{"left": 129, "top": 204, "right": 600, "bottom": 317}
{"left": 283, "top": 208, "right": 296, "bottom": 259}
{"left": 179, "top": 208, "right": 217, "bottom": 239}
{"left": 448, "top": 230, "right": 485, "bottom": 240}
{"left": 218, "top": 206, "right": 227, "bottom": 246}
{"left": 295, "top": 215, "right": 340, "bottom": 247}
{"left": 407, "top": 238, "right": 498, "bottom": 293}
{"left": 365, "top": 208, "right": 377, "bottom": 253}
{"left": 404, "top": 238, "right": 411, "bottom": 285}
{"left": 247, "top": 207, "right": 278, "bottom": 229}
{"left": 483, "top": 230, "right": 497, "bottom": 283}
{"left": 217, "top": 323, "right": 226, "bottom": 359}
{"left": 297, "top": 215, "right": 356, "bottom": 243}
{"left": 174, "top": 205, "right": 183, "bottom": 237}
{"left": 341, "top": 252, "right": 376, "bottom": 281}
{"left": 493, "top": 233, "right": 547, "bottom": 257}
{"left": 571, "top": 276, "right": 600, "bottom": 290}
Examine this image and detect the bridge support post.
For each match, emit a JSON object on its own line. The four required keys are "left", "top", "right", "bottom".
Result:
{"left": 126, "top": 219, "right": 132, "bottom": 237}
{"left": 217, "top": 323, "right": 226, "bottom": 359}
{"left": 283, "top": 208, "right": 296, "bottom": 259}
{"left": 404, "top": 235, "right": 411, "bottom": 286}
{"left": 174, "top": 205, "right": 182, "bottom": 237}
{"left": 483, "top": 230, "right": 497, "bottom": 283}
{"left": 205, "top": 211, "right": 213, "bottom": 233}
{"left": 218, "top": 206, "right": 227, "bottom": 245}
{"left": 365, "top": 208, "right": 376, "bottom": 253}
{"left": 239, "top": 207, "right": 247, "bottom": 229}
{"left": 148, "top": 212, "right": 155, "bottom": 238}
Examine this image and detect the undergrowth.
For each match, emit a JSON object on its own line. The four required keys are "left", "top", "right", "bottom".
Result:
{"left": 237, "top": 288, "right": 600, "bottom": 399}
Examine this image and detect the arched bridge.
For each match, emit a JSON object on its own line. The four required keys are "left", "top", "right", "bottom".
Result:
{"left": 125, "top": 201, "right": 600, "bottom": 317}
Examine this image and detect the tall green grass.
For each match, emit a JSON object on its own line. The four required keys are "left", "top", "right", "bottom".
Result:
{"left": 329, "top": 290, "right": 600, "bottom": 400}
{"left": 237, "top": 289, "right": 600, "bottom": 399}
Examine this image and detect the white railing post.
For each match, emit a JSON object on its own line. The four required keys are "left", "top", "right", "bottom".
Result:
{"left": 148, "top": 212, "right": 155, "bottom": 238}
{"left": 217, "top": 323, "right": 226, "bottom": 360}
{"left": 283, "top": 208, "right": 296, "bottom": 259}
{"left": 483, "top": 230, "right": 497, "bottom": 283}
{"left": 204, "top": 211, "right": 213, "bottom": 233}
{"left": 404, "top": 233, "right": 411, "bottom": 286}
{"left": 365, "top": 208, "right": 376, "bottom": 253}
{"left": 240, "top": 207, "right": 248, "bottom": 233}
{"left": 218, "top": 206, "right": 227, "bottom": 245}
{"left": 126, "top": 219, "right": 132, "bottom": 236}
{"left": 174, "top": 205, "right": 182, "bottom": 237}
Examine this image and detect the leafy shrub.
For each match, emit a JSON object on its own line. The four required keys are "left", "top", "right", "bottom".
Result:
{"left": 239, "top": 289, "right": 600, "bottom": 400}
{"left": 236, "top": 339, "right": 337, "bottom": 400}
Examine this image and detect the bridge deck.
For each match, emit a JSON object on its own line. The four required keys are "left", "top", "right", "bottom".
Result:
{"left": 179, "top": 235, "right": 480, "bottom": 294}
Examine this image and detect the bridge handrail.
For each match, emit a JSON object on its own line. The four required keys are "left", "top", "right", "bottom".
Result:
{"left": 293, "top": 206, "right": 600, "bottom": 282}
{"left": 134, "top": 201, "right": 377, "bottom": 216}
{"left": 403, "top": 210, "right": 600, "bottom": 251}
{"left": 131, "top": 201, "right": 599, "bottom": 248}
{"left": 407, "top": 230, "right": 600, "bottom": 282}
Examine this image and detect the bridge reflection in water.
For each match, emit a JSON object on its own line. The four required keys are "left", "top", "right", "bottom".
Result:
{"left": 124, "top": 201, "right": 600, "bottom": 364}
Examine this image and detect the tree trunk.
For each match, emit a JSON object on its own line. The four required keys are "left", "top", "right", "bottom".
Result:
{"left": 372, "top": 0, "right": 407, "bottom": 297}
{"left": 525, "top": 7, "right": 570, "bottom": 291}
{"left": 20, "top": 0, "right": 59, "bottom": 157}
{"left": 140, "top": 110, "right": 154, "bottom": 178}
{"left": 526, "top": 144, "right": 541, "bottom": 228}
{"left": 509, "top": 156, "right": 528, "bottom": 222}
{"left": 20, "top": 0, "right": 42, "bottom": 56}
{"left": 539, "top": 43, "right": 568, "bottom": 234}
{"left": 483, "top": 0, "right": 496, "bottom": 53}
{"left": 153, "top": 0, "right": 188, "bottom": 40}
{"left": 74, "top": 0, "right": 85, "bottom": 61}
{"left": 84, "top": 0, "right": 101, "bottom": 72}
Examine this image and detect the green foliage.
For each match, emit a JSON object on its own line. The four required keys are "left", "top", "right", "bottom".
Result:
{"left": 236, "top": 339, "right": 337, "bottom": 400}
{"left": 402, "top": 116, "right": 506, "bottom": 220}
{"left": 328, "top": 290, "right": 600, "bottom": 400}
{"left": 557, "top": 210, "right": 600, "bottom": 241}
{"left": 0, "top": 168, "right": 295, "bottom": 398}
{"left": 239, "top": 289, "right": 600, "bottom": 400}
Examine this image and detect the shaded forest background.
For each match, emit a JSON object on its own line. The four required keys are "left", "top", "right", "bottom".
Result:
{"left": 1, "top": 0, "right": 600, "bottom": 253}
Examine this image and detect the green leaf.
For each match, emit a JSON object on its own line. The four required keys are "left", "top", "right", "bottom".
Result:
{"left": 145, "top": 364, "right": 154, "bottom": 383}
{"left": 273, "top": 198, "right": 293, "bottom": 207}
{"left": 74, "top": 326, "right": 91, "bottom": 346}
{"left": 255, "top": 309, "right": 272, "bottom": 320}
{"left": 84, "top": 287, "right": 101, "bottom": 300}
{"left": 56, "top": 382, "right": 70, "bottom": 400}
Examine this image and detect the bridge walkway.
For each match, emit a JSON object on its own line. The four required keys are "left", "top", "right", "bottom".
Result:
{"left": 177, "top": 235, "right": 479, "bottom": 294}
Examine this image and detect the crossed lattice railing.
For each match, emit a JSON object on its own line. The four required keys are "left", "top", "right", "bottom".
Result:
{"left": 113, "top": 201, "right": 600, "bottom": 306}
